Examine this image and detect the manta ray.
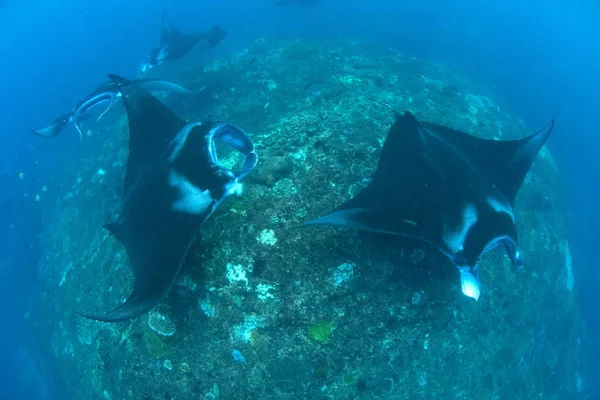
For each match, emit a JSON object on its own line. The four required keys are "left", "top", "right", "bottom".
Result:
{"left": 32, "top": 78, "right": 202, "bottom": 141}
{"left": 139, "top": 12, "right": 226, "bottom": 76}
{"left": 79, "top": 75, "right": 257, "bottom": 322}
{"left": 273, "top": 0, "right": 322, "bottom": 6}
{"left": 306, "top": 111, "right": 553, "bottom": 300}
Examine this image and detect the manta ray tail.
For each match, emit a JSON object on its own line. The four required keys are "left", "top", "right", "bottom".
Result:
{"left": 31, "top": 113, "right": 72, "bottom": 138}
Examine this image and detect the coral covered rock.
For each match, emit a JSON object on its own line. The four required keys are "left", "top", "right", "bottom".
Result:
{"left": 34, "top": 38, "right": 585, "bottom": 400}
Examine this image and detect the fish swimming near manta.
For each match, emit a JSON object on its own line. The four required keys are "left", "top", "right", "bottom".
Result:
{"left": 31, "top": 78, "right": 202, "bottom": 141}
{"left": 305, "top": 110, "right": 553, "bottom": 300}
{"left": 139, "top": 12, "right": 226, "bottom": 77}
{"left": 78, "top": 74, "right": 257, "bottom": 322}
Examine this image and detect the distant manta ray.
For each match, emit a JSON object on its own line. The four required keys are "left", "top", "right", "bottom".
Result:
{"left": 31, "top": 79, "right": 203, "bottom": 141}
{"left": 273, "top": 0, "right": 322, "bottom": 6}
{"left": 305, "top": 110, "right": 553, "bottom": 300}
{"left": 139, "top": 12, "right": 226, "bottom": 77}
{"left": 78, "top": 74, "right": 257, "bottom": 322}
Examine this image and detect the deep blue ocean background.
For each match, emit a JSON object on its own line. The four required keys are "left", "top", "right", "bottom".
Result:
{"left": 0, "top": 1, "right": 597, "bottom": 398}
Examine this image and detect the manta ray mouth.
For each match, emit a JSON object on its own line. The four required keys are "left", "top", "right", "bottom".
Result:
{"left": 208, "top": 123, "right": 258, "bottom": 179}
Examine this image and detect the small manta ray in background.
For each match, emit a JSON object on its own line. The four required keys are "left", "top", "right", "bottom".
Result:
{"left": 305, "top": 110, "right": 554, "bottom": 300}
{"left": 78, "top": 74, "right": 257, "bottom": 322}
{"left": 31, "top": 78, "right": 203, "bottom": 141}
{"left": 139, "top": 12, "right": 226, "bottom": 77}
{"left": 273, "top": 0, "right": 322, "bottom": 6}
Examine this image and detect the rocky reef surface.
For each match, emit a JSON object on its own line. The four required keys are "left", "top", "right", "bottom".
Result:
{"left": 34, "top": 39, "right": 586, "bottom": 399}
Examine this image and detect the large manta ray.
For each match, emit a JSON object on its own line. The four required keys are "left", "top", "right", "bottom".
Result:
{"left": 79, "top": 75, "right": 257, "bottom": 322}
{"left": 139, "top": 12, "right": 226, "bottom": 76}
{"left": 306, "top": 111, "right": 553, "bottom": 300}
{"left": 31, "top": 78, "right": 201, "bottom": 141}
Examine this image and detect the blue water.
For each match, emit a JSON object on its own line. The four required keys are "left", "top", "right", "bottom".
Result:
{"left": 0, "top": 1, "right": 598, "bottom": 398}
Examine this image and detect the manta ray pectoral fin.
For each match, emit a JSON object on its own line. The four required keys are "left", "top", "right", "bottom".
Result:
{"left": 305, "top": 111, "right": 435, "bottom": 242}
{"left": 160, "top": 12, "right": 184, "bottom": 45}
{"left": 103, "top": 221, "right": 122, "bottom": 239}
{"left": 503, "top": 239, "right": 524, "bottom": 269}
{"left": 420, "top": 119, "right": 554, "bottom": 202}
{"left": 207, "top": 25, "right": 226, "bottom": 48}
{"left": 77, "top": 293, "right": 154, "bottom": 323}
{"left": 31, "top": 113, "right": 72, "bottom": 138}
{"left": 78, "top": 231, "right": 192, "bottom": 322}
{"left": 135, "top": 79, "right": 203, "bottom": 96}
{"left": 77, "top": 243, "right": 187, "bottom": 323}
{"left": 108, "top": 73, "right": 187, "bottom": 193}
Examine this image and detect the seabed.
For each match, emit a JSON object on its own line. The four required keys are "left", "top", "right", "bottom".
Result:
{"left": 35, "top": 39, "right": 585, "bottom": 399}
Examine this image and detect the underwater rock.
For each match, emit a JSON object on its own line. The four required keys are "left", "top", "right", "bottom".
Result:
{"left": 251, "top": 155, "right": 294, "bottom": 187}
{"left": 371, "top": 377, "right": 394, "bottom": 398}
{"left": 147, "top": 307, "right": 176, "bottom": 337}
{"left": 36, "top": 37, "right": 583, "bottom": 400}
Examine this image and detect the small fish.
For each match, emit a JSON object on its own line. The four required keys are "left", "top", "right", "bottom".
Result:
{"left": 248, "top": 58, "right": 257, "bottom": 66}
{"left": 41, "top": 185, "right": 48, "bottom": 192}
{"left": 34, "top": 159, "right": 40, "bottom": 166}
{"left": 34, "top": 194, "right": 40, "bottom": 202}
{"left": 264, "top": 102, "right": 270, "bottom": 109}
{"left": 18, "top": 172, "right": 25, "bottom": 180}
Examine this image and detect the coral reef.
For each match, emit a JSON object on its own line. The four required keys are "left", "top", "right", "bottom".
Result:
{"left": 33, "top": 38, "right": 585, "bottom": 399}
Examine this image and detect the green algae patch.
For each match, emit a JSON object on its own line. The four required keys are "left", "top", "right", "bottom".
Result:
{"left": 249, "top": 329, "right": 263, "bottom": 346}
{"left": 308, "top": 320, "right": 334, "bottom": 344}
{"left": 342, "top": 373, "right": 357, "bottom": 385}
{"left": 144, "top": 330, "right": 172, "bottom": 359}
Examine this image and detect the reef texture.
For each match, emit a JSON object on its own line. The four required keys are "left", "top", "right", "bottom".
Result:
{"left": 34, "top": 39, "right": 586, "bottom": 399}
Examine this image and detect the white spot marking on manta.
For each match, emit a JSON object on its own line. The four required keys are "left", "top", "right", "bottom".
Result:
{"left": 169, "top": 122, "right": 202, "bottom": 162}
{"left": 459, "top": 267, "right": 480, "bottom": 301}
{"left": 443, "top": 204, "right": 478, "bottom": 254}
{"left": 225, "top": 180, "right": 243, "bottom": 197}
{"left": 157, "top": 46, "right": 170, "bottom": 62}
{"left": 486, "top": 196, "right": 515, "bottom": 223}
{"left": 168, "top": 170, "right": 212, "bottom": 215}
{"left": 404, "top": 219, "right": 418, "bottom": 226}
